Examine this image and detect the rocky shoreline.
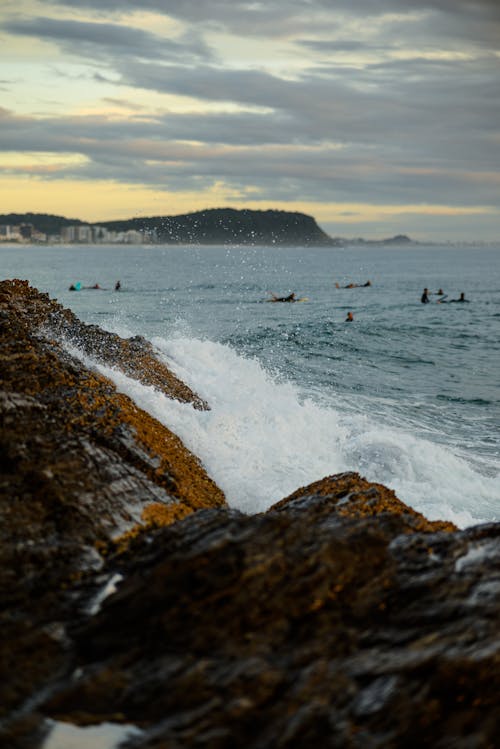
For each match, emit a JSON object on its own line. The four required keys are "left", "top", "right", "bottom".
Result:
{"left": 1, "top": 280, "right": 499, "bottom": 748}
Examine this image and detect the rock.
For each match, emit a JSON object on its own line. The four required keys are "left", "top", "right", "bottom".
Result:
{"left": 0, "top": 280, "right": 225, "bottom": 725}
{"left": 37, "top": 488, "right": 500, "bottom": 748}
{"left": 3, "top": 279, "right": 207, "bottom": 408}
{"left": 271, "top": 471, "right": 457, "bottom": 533}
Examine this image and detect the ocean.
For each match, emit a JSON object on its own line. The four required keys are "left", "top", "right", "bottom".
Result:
{"left": 2, "top": 242, "right": 499, "bottom": 527}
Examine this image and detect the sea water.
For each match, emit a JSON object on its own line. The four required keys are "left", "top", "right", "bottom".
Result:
{"left": 2, "top": 243, "right": 499, "bottom": 527}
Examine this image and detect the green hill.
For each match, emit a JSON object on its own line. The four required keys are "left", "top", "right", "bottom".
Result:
{"left": 98, "top": 208, "right": 335, "bottom": 246}
{"left": 0, "top": 213, "right": 84, "bottom": 235}
{"left": 0, "top": 208, "right": 336, "bottom": 246}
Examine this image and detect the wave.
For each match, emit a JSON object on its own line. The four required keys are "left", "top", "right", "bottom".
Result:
{"left": 73, "top": 333, "right": 500, "bottom": 530}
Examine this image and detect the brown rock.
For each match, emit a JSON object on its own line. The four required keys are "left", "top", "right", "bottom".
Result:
{"left": 38, "top": 494, "right": 500, "bottom": 749}
{"left": 1, "top": 279, "right": 206, "bottom": 408}
{"left": 272, "top": 471, "right": 457, "bottom": 533}
{"left": 0, "top": 279, "right": 225, "bottom": 721}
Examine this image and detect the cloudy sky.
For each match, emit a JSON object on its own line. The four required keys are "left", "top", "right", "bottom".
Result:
{"left": 1, "top": 0, "right": 499, "bottom": 240}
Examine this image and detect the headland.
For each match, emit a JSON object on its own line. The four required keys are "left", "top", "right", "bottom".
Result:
{"left": 0, "top": 208, "right": 415, "bottom": 247}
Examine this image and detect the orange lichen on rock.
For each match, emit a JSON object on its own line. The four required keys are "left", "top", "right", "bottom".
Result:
{"left": 1, "top": 279, "right": 207, "bottom": 409}
{"left": 114, "top": 343, "right": 206, "bottom": 409}
{"left": 141, "top": 502, "right": 193, "bottom": 526}
{"left": 0, "top": 279, "right": 225, "bottom": 515}
{"left": 0, "top": 277, "right": 227, "bottom": 716}
{"left": 111, "top": 502, "right": 194, "bottom": 554}
{"left": 271, "top": 472, "right": 457, "bottom": 533}
{"left": 112, "top": 391, "right": 226, "bottom": 511}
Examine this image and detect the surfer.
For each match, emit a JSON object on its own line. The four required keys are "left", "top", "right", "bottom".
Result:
{"left": 421, "top": 288, "right": 430, "bottom": 303}
{"left": 345, "top": 311, "right": 354, "bottom": 322}
{"left": 449, "top": 292, "right": 470, "bottom": 303}
{"left": 115, "top": 280, "right": 121, "bottom": 291}
{"left": 432, "top": 289, "right": 447, "bottom": 302}
{"left": 439, "top": 292, "right": 469, "bottom": 304}
{"left": 269, "top": 292, "right": 296, "bottom": 302}
{"left": 335, "top": 281, "right": 371, "bottom": 289}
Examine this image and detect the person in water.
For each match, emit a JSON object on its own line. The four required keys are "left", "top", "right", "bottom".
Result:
{"left": 421, "top": 288, "right": 430, "bottom": 303}
{"left": 115, "top": 280, "right": 121, "bottom": 291}
{"left": 345, "top": 311, "right": 354, "bottom": 322}
{"left": 271, "top": 292, "right": 296, "bottom": 302}
{"left": 438, "top": 291, "right": 469, "bottom": 304}
{"left": 336, "top": 281, "right": 371, "bottom": 289}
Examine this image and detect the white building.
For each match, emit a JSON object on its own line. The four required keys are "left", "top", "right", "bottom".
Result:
{"left": 60, "top": 224, "right": 93, "bottom": 242}
{"left": 0, "top": 225, "right": 23, "bottom": 241}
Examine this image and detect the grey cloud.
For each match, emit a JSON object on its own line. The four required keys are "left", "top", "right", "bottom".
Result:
{"left": 2, "top": 31, "right": 499, "bottom": 176}
{"left": 119, "top": 62, "right": 292, "bottom": 109}
{"left": 0, "top": 105, "right": 498, "bottom": 209}
{"left": 38, "top": 0, "right": 500, "bottom": 20}
{"left": 2, "top": 36, "right": 499, "bottom": 174}
{"left": 35, "top": 0, "right": 500, "bottom": 44}
{"left": 28, "top": 142, "right": 451, "bottom": 207}
{"left": 3, "top": 16, "right": 214, "bottom": 63}
{"left": 298, "top": 40, "right": 391, "bottom": 53}
{"left": 114, "top": 58, "right": 500, "bottom": 171}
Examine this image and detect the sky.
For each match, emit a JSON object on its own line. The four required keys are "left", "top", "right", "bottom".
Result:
{"left": 1, "top": 0, "right": 499, "bottom": 241}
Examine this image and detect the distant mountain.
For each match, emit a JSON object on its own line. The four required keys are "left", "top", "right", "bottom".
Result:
{"left": 384, "top": 234, "right": 413, "bottom": 244}
{"left": 0, "top": 208, "right": 336, "bottom": 246}
{"left": 0, "top": 213, "right": 84, "bottom": 235}
{"left": 331, "top": 233, "right": 416, "bottom": 246}
{"left": 97, "top": 208, "right": 336, "bottom": 246}
{"left": 0, "top": 209, "right": 416, "bottom": 246}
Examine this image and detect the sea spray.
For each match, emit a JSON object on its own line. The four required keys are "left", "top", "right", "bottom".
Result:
{"left": 69, "top": 335, "right": 499, "bottom": 528}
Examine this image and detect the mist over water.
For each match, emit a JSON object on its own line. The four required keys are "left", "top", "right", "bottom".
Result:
{"left": 2, "top": 242, "right": 499, "bottom": 526}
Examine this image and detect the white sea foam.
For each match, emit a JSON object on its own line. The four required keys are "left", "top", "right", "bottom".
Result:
{"left": 73, "top": 335, "right": 499, "bottom": 528}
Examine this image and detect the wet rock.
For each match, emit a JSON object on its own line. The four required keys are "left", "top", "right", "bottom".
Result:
{"left": 3, "top": 279, "right": 207, "bottom": 409}
{"left": 38, "top": 491, "right": 500, "bottom": 749}
{"left": 272, "top": 471, "right": 456, "bottom": 533}
{"left": 0, "top": 280, "right": 225, "bottom": 725}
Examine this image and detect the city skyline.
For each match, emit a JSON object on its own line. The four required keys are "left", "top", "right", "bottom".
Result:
{"left": 1, "top": 0, "right": 499, "bottom": 241}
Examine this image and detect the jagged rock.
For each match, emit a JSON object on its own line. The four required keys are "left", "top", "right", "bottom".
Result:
{"left": 3, "top": 279, "right": 206, "bottom": 408}
{"left": 33, "top": 486, "right": 499, "bottom": 749}
{"left": 273, "top": 471, "right": 456, "bottom": 533}
{"left": 0, "top": 280, "right": 225, "bottom": 724}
